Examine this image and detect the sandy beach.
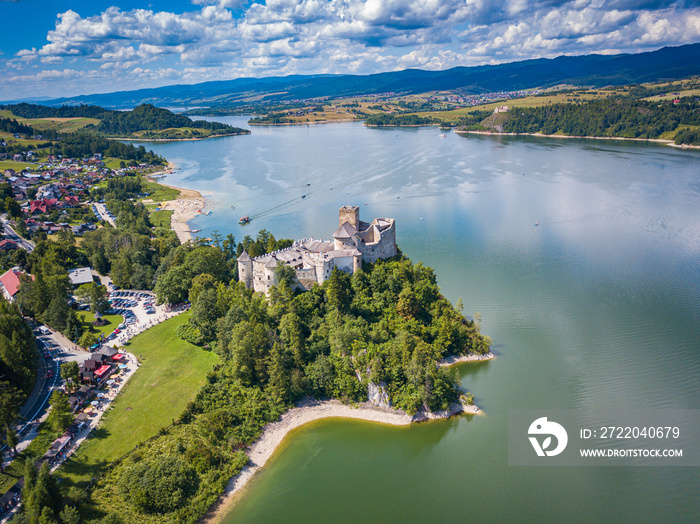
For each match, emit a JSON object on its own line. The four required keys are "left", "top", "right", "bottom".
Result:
{"left": 203, "top": 399, "right": 462, "bottom": 523}
{"left": 155, "top": 182, "right": 206, "bottom": 243}
{"left": 440, "top": 351, "right": 495, "bottom": 366}
{"left": 203, "top": 356, "right": 486, "bottom": 524}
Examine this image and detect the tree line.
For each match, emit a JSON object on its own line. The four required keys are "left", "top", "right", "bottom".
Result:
{"left": 499, "top": 97, "right": 700, "bottom": 144}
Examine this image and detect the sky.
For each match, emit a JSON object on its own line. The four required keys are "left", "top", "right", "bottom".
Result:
{"left": 1, "top": 0, "right": 699, "bottom": 101}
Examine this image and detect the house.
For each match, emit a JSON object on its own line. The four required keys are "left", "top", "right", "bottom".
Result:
{"left": 64, "top": 195, "right": 80, "bottom": 207}
{"left": 79, "top": 353, "right": 114, "bottom": 385}
{"left": 12, "top": 154, "right": 22, "bottom": 162}
{"left": 0, "top": 268, "right": 30, "bottom": 302}
{"left": 68, "top": 267, "right": 95, "bottom": 287}
{"left": 4, "top": 169, "right": 16, "bottom": 178}
{"left": 0, "top": 240, "right": 20, "bottom": 251}
{"left": 30, "top": 198, "right": 59, "bottom": 215}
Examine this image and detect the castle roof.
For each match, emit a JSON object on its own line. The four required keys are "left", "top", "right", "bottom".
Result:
{"left": 263, "top": 256, "right": 279, "bottom": 268}
{"left": 237, "top": 250, "right": 251, "bottom": 262}
{"left": 332, "top": 221, "right": 357, "bottom": 239}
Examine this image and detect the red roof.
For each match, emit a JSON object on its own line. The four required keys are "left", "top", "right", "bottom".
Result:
{"left": 94, "top": 365, "right": 111, "bottom": 378}
{"left": 111, "top": 354, "right": 125, "bottom": 361}
{"left": 0, "top": 269, "right": 24, "bottom": 297}
{"left": 0, "top": 240, "right": 19, "bottom": 251}
{"left": 30, "top": 199, "right": 58, "bottom": 214}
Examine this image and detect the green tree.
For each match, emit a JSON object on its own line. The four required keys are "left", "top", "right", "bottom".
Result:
{"left": 5, "top": 423, "right": 18, "bottom": 457}
{"left": 58, "top": 505, "right": 80, "bottom": 524}
{"left": 119, "top": 455, "right": 199, "bottom": 514}
{"left": 60, "top": 362, "right": 81, "bottom": 393}
{"left": 5, "top": 197, "right": 21, "bottom": 220}
{"left": 47, "top": 391, "right": 72, "bottom": 432}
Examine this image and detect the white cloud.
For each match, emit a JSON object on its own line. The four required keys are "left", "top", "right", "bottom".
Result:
{"left": 3, "top": 0, "right": 700, "bottom": 99}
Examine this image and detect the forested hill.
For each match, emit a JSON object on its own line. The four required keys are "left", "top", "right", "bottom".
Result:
{"left": 0, "top": 102, "right": 249, "bottom": 138}
{"left": 94, "top": 104, "right": 247, "bottom": 136}
{"left": 35, "top": 43, "right": 700, "bottom": 108}
{"left": 488, "top": 97, "right": 700, "bottom": 145}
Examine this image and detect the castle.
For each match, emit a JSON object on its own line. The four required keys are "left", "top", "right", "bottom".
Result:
{"left": 238, "top": 206, "right": 397, "bottom": 294}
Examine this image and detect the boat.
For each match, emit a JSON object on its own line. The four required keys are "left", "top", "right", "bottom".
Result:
{"left": 534, "top": 223, "right": 539, "bottom": 226}
{"left": 205, "top": 211, "right": 212, "bottom": 216}
{"left": 302, "top": 194, "right": 306, "bottom": 199}
{"left": 239, "top": 216, "right": 250, "bottom": 225}
{"left": 439, "top": 133, "right": 447, "bottom": 138}
{"left": 190, "top": 229, "right": 201, "bottom": 233}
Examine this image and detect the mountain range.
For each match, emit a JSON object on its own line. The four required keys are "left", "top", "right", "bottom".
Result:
{"left": 38, "top": 43, "right": 700, "bottom": 109}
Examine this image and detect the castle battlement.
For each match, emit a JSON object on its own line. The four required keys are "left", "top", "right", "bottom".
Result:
{"left": 238, "top": 206, "right": 397, "bottom": 294}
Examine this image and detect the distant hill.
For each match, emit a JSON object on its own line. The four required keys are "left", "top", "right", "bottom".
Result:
{"left": 40, "top": 43, "right": 700, "bottom": 109}
{"left": 0, "top": 103, "right": 249, "bottom": 139}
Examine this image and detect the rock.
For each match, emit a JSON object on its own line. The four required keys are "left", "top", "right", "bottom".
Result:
{"left": 367, "top": 381, "right": 391, "bottom": 409}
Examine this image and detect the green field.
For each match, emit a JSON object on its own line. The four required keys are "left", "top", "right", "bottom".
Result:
{"left": 0, "top": 159, "right": 37, "bottom": 171}
{"left": 79, "top": 311, "right": 124, "bottom": 339}
{"left": 142, "top": 180, "right": 180, "bottom": 202}
{"left": 58, "top": 313, "right": 218, "bottom": 489}
{"left": 149, "top": 209, "right": 173, "bottom": 229}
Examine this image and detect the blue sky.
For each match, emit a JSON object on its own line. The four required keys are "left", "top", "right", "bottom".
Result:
{"left": 1, "top": 0, "right": 699, "bottom": 100}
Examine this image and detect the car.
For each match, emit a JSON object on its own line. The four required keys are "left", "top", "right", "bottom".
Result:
{"left": 46, "top": 370, "right": 53, "bottom": 379}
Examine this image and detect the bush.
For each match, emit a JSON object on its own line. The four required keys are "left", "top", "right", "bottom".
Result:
{"left": 119, "top": 455, "right": 199, "bottom": 514}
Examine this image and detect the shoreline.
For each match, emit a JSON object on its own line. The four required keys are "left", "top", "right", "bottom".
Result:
{"left": 202, "top": 352, "right": 490, "bottom": 524}
{"left": 454, "top": 129, "right": 700, "bottom": 149}
{"left": 108, "top": 131, "right": 249, "bottom": 142}
{"left": 147, "top": 170, "right": 206, "bottom": 243}
{"left": 439, "top": 351, "right": 495, "bottom": 366}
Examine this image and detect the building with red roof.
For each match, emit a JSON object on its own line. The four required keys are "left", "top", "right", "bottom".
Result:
{"left": 0, "top": 268, "right": 28, "bottom": 301}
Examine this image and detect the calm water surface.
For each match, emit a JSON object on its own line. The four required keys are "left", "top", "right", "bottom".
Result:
{"left": 136, "top": 119, "right": 700, "bottom": 523}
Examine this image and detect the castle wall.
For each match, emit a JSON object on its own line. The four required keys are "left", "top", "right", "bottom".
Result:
{"left": 294, "top": 268, "right": 318, "bottom": 291}
{"left": 252, "top": 262, "right": 269, "bottom": 294}
{"left": 360, "top": 220, "right": 396, "bottom": 263}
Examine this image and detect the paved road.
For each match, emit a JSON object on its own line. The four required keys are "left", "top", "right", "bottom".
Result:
{"left": 1, "top": 219, "right": 35, "bottom": 253}
{"left": 93, "top": 203, "right": 116, "bottom": 227}
{"left": 3, "top": 325, "right": 87, "bottom": 463}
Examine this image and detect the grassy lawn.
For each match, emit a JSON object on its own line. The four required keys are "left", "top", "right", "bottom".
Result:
{"left": 149, "top": 209, "right": 173, "bottom": 229}
{"left": 58, "top": 313, "right": 218, "bottom": 489}
{"left": 0, "top": 159, "right": 38, "bottom": 171}
{"left": 141, "top": 181, "right": 180, "bottom": 202}
{"left": 79, "top": 311, "right": 124, "bottom": 339}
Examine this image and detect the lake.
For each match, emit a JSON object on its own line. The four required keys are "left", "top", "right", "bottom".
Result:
{"left": 136, "top": 118, "right": 700, "bottom": 523}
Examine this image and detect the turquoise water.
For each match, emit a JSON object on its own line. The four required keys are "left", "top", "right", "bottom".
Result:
{"left": 136, "top": 120, "right": 700, "bottom": 522}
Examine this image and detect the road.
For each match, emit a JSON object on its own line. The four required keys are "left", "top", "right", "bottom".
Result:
{"left": 2, "top": 325, "right": 86, "bottom": 463}
{"left": 93, "top": 203, "right": 116, "bottom": 227}
{"left": 1, "top": 217, "right": 35, "bottom": 253}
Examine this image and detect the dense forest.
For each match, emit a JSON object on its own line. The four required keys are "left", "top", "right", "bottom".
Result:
{"left": 0, "top": 116, "right": 34, "bottom": 136}
{"left": 49, "top": 132, "right": 165, "bottom": 164}
{"left": 1, "top": 102, "right": 249, "bottom": 138}
{"left": 0, "top": 300, "right": 37, "bottom": 446}
{"left": 364, "top": 113, "right": 439, "bottom": 126}
{"left": 500, "top": 97, "right": 700, "bottom": 144}
{"left": 1, "top": 103, "right": 107, "bottom": 119}
{"left": 93, "top": 104, "right": 248, "bottom": 136}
